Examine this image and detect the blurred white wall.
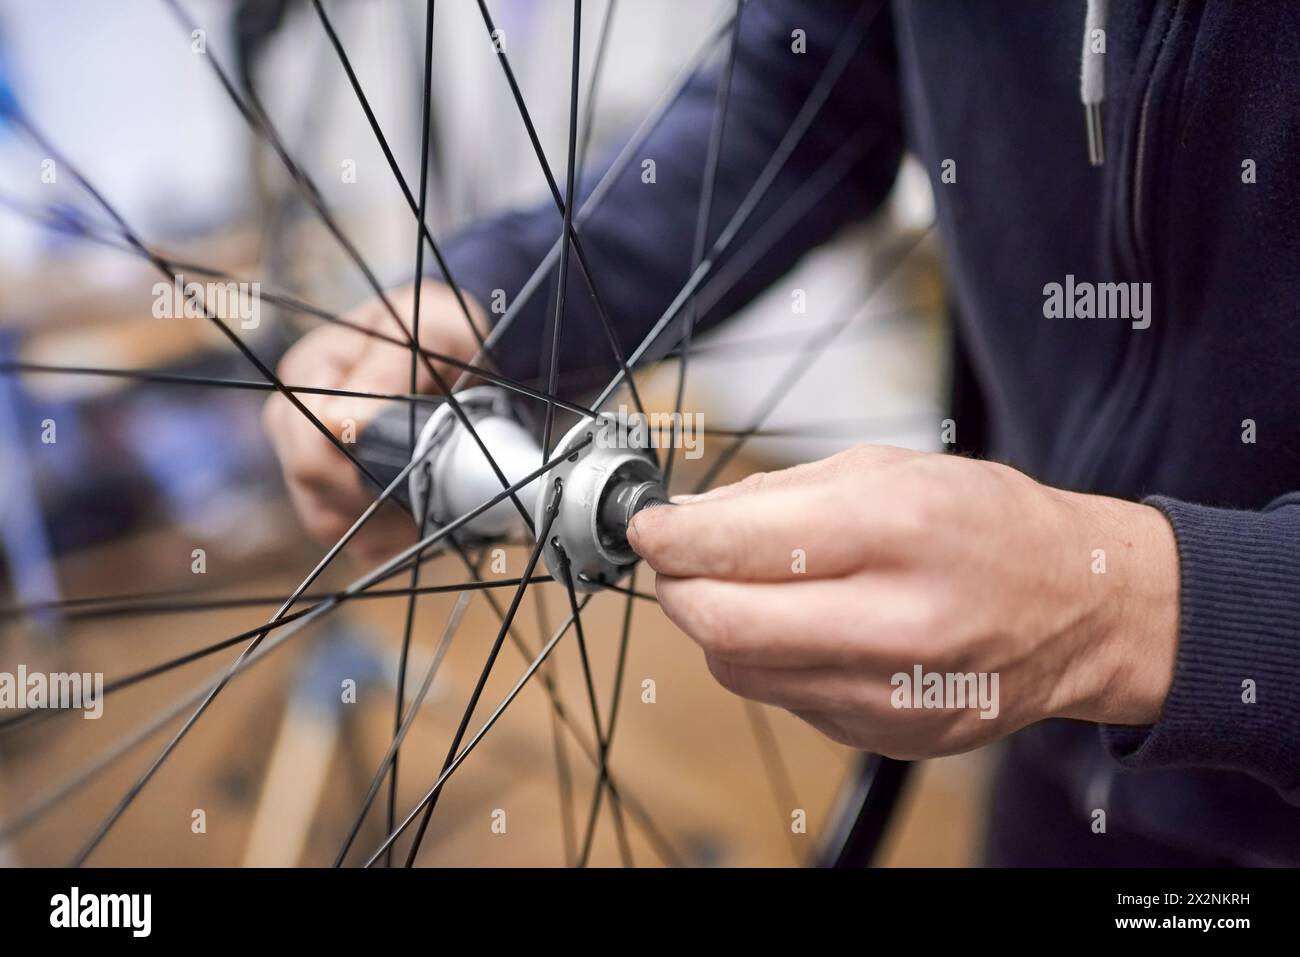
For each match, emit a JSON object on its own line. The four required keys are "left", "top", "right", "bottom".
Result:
{"left": 0, "top": 0, "right": 247, "bottom": 264}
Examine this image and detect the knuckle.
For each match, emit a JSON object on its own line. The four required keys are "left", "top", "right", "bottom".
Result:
{"left": 900, "top": 599, "right": 948, "bottom": 645}
{"left": 879, "top": 465, "right": 960, "bottom": 543}
{"left": 911, "top": 475, "right": 958, "bottom": 526}
{"left": 876, "top": 497, "right": 927, "bottom": 548}
{"left": 867, "top": 596, "right": 943, "bottom": 659}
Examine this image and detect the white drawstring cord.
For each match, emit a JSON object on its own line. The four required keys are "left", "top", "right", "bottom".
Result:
{"left": 1081, "top": 0, "right": 1108, "bottom": 166}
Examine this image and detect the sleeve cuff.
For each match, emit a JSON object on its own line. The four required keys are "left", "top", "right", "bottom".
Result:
{"left": 1100, "top": 494, "right": 1300, "bottom": 802}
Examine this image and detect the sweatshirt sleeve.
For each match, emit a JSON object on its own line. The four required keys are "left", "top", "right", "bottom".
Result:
{"left": 1100, "top": 492, "right": 1300, "bottom": 802}
{"left": 433, "top": 0, "right": 905, "bottom": 387}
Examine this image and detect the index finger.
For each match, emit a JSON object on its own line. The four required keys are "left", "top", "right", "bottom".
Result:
{"left": 628, "top": 478, "right": 876, "bottom": 581}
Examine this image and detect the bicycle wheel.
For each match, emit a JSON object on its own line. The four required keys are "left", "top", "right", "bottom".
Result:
{"left": 0, "top": 0, "right": 929, "bottom": 868}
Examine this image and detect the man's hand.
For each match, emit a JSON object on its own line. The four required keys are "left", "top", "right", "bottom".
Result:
{"left": 262, "top": 280, "right": 487, "bottom": 564}
{"left": 627, "top": 445, "right": 1180, "bottom": 759}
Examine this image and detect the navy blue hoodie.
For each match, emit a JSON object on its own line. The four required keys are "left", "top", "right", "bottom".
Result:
{"left": 439, "top": 1, "right": 1300, "bottom": 865}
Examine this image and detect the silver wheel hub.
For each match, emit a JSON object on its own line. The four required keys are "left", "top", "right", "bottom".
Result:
{"left": 409, "top": 387, "right": 667, "bottom": 592}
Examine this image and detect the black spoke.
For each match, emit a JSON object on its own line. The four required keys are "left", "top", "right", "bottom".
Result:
{"left": 587, "top": 566, "right": 639, "bottom": 865}
{"left": 339, "top": 540, "right": 677, "bottom": 868}
{"left": 532, "top": 586, "right": 578, "bottom": 866}
{"left": 576, "top": 0, "right": 618, "bottom": 184}
{"left": 743, "top": 700, "right": 804, "bottom": 863}
{"left": 0, "top": 361, "right": 446, "bottom": 406}
{"left": 662, "top": 0, "right": 743, "bottom": 491}
{"left": 604, "top": 569, "right": 639, "bottom": 749}
{"left": 6, "top": 610, "right": 311, "bottom": 733}
{"left": 1, "top": 115, "right": 454, "bottom": 863}
{"left": 541, "top": 0, "right": 583, "bottom": 455}
{"left": 556, "top": 548, "right": 632, "bottom": 868}
{"left": 387, "top": 556, "right": 422, "bottom": 870}
{"left": 453, "top": 119, "right": 895, "bottom": 394}
{"left": 598, "top": 574, "right": 639, "bottom": 868}
{"left": 0, "top": 574, "right": 553, "bottom": 628}
{"left": 576, "top": 576, "right": 658, "bottom": 604}
{"left": 385, "top": 0, "right": 442, "bottom": 870}
{"left": 695, "top": 226, "right": 935, "bottom": 491}
{"left": 673, "top": 125, "right": 884, "bottom": 339}
{"left": 664, "top": 298, "right": 929, "bottom": 364}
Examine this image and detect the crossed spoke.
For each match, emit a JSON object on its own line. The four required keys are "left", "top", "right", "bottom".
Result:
{"left": 160, "top": 0, "right": 536, "bottom": 533}
{"left": 590, "top": 0, "right": 888, "bottom": 411}
{"left": 400, "top": 476, "right": 565, "bottom": 866}
{"left": 308, "top": 0, "right": 489, "bottom": 357}
{"left": 0, "top": 438, "right": 591, "bottom": 852}
{"left": 473, "top": 0, "right": 648, "bottom": 428}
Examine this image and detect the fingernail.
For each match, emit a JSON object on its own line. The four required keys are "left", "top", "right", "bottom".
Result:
{"left": 626, "top": 512, "right": 645, "bottom": 550}
{"left": 629, "top": 500, "right": 663, "bottom": 533}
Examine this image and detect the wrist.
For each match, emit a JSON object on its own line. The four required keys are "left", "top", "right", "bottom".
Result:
{"left": 1051, "top": 492, "right": 1180, "bottom": 726}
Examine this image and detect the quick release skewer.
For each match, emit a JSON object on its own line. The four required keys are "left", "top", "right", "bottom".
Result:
{"left": 355, "top": 386, "right": 667, "bottom": 592}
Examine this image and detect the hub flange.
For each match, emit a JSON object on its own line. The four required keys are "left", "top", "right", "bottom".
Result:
{"left": 539, "top": 412, "right": 667, "bottom": 591}
{"left": 406, "top": 387, "right": 666, "bottom": 591}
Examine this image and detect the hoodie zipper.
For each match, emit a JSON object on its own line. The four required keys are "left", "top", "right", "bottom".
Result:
{"left": 1125, "top": 0, "right": 1184, "bottom": 280}
{"left": 1069, "top": 1, "right": 1186, "bottom": 490}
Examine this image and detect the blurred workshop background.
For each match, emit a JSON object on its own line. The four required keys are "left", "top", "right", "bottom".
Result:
{"left": 0, "top": 0, "right": 987, "bottom": 866}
